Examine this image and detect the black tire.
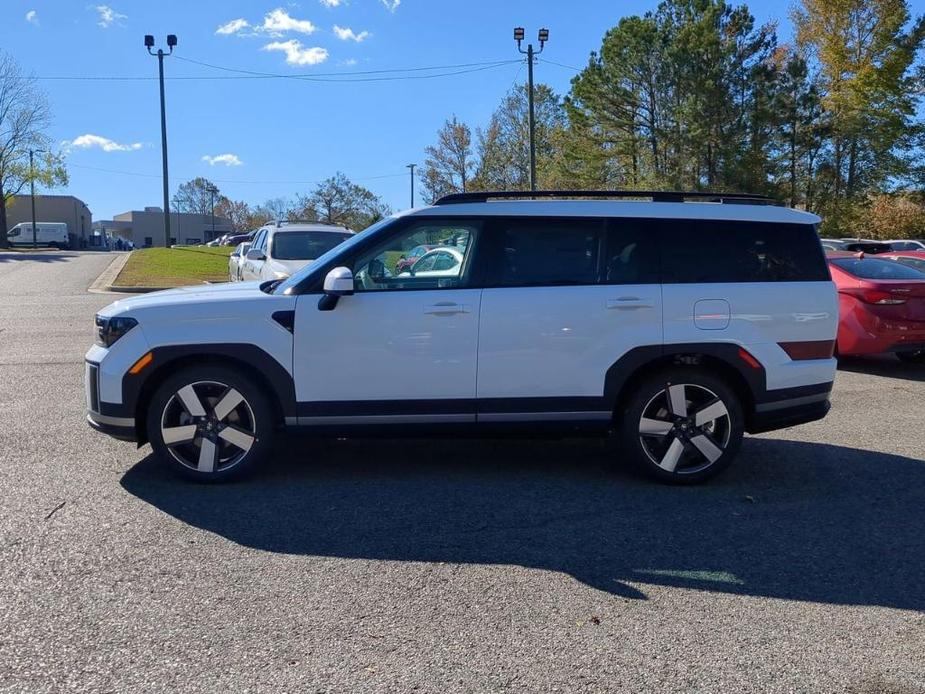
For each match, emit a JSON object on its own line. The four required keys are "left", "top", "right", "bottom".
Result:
{"left": 146, "top": 365, "right": 275, "bottom": 482}
{"left": 617, "top": 368, "right": 744, "bottom": 485}
{"left": 896, "top": 350, "right": 925, "bottom": 364}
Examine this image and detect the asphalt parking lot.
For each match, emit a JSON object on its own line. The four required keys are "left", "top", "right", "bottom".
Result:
{"left": 1, "top": 251, "right": 924, "bottom": 693}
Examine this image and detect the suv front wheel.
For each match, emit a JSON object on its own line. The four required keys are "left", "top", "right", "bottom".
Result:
{"left": 618, "top": 368, "right": 744, "bottom": 484}
{"left": 146, "top": 365, "right": 274, "bottom": 481}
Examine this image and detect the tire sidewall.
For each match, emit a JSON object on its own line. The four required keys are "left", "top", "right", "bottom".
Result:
{"left": 619, "top": 368, "right": 745, "bottom": 484}
{"left": 146, "top": 365, "right": 274, "bottom": 482}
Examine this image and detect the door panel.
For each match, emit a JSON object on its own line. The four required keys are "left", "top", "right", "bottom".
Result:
{"left": 293, "top": 289, "right": 482, "bottom": 409}
{"left": 477, "top": 284, "right": 662, "bottom": 402}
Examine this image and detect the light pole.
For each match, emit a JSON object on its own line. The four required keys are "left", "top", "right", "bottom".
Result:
{"left": 406, "top": 163, "right": 416, "bottom": 208}
{"left": 514, "top": 27, "right": 549, "bottom": 192}
{"left": 28, "top": 149, "right": 46, "bottom": 250}
{"left": 145, "top": 33, "right": 177, "bottom": 247}
{"left": 209, "top": 185, "right": 218, "bottom": 241}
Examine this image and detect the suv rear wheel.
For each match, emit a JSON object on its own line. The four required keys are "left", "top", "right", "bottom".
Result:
{"left": 146, "top": 365, "right": 274, "bottom": 482}
{"left": 618, "top": 368, "right": 744, "bottom": 484}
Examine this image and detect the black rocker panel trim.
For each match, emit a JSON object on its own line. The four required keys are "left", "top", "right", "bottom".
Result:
{"left": 113, "top": 344, "right": 297, "bottom": 420}
{"left": 295, "top": 396, "right": 611, "bottom": 418}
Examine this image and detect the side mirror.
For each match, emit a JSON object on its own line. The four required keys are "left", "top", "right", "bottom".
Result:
{"left": 323, "top": 266, "right": 354, "bottom": 296}
{"left": 246, "top": 249, "right": 266, "bottom": 261}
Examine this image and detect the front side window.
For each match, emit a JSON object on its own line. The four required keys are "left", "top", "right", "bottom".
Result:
{"left": 353, "top": 220, "right": 480, "bottom": 291}
{"left": 486, "top": 219, "right": 603, "bottom": 287}
{"left": 271, "top": 231, "right": 352, "bottom": 260}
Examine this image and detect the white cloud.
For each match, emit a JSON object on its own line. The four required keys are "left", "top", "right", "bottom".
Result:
{"left": 260, "top": 8, "right": 317, "bottom": 35}
{"left": 340, "top": 58, "right": 358, "bottom": 67}
{"left": 319, "top": 0, "right": 342, "bottom": 6}
{"left": 25, "top": 10, "right": 38, "bottom": 25}
{"left": 380, "top": 0, "right": 400, "bottom": 11}
{"left": 263, "top": 40, "right": 329, "bottom": 65}
{"left": 216, "top": 18, "right": 250, "bottom": 35}
{"left": 333, "top": 25, "right": 369, "bottom": 42}
{"left": 95, "top": 5, "right": 127, "bottom": 28}
{"left": 65, "top": 134, "right": 142, "bottom": 153}
{"left": 202, "top": 154, "right": 243, "bottom": 167}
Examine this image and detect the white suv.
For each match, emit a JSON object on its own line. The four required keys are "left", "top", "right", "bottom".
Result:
{"left": 239, "top": 221, "right": 354, "bottom": 281}
{"left": 86, "top": 191, "right": 838, "bottom": 484}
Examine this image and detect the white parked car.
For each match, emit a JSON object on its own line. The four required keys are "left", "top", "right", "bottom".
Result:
{"left": 228, "top": 242, "right": 251, "bottom": 282}
{"left": 397, "top": 247, "right": 464, "bottom": 278}
{"left": 886, "top": 239, "right": 925, "bottom": 251}
{"left": 8, "top": 222, "right": 69, "bottom": 248}
{"left": 86, "top": 191, "right": 838, "bottom": 484}
{"left": 239, "top": 222, "right": 354, "bottom": 282}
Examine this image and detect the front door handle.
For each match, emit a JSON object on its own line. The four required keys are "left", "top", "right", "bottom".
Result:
{"left": 424, "top": 302, "right": 469, "bottom": 315}
{"left": 607, "top": 297, "right": 653, "bottom": 310}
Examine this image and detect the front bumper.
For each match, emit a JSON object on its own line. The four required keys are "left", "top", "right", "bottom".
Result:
{"left": 87, "top": 411, "right": 137, "bottom": 442}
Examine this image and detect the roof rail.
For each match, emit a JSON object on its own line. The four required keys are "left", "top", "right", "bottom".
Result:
{"left": 433, "top": 190, "right": 779, "bottom": 206}
{"left": 275, "top": 219, "right": 348, "bottom": 228}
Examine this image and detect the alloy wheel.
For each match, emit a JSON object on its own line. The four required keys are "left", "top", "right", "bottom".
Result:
{"left": 638, "top": 383, "right": 732, "bottom": 475}
{"left": 159, "top": 381, "right": 257, "bottom": 473}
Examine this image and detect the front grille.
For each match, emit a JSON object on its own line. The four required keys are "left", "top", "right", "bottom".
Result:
{"left": 86, "top": 363, "right": 100, "bottom": 412}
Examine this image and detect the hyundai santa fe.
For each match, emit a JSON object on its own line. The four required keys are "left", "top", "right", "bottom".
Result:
{"left": 86, "top": 191, "right": 839, "bottom": 484}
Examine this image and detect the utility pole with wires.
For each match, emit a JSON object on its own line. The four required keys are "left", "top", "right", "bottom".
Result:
{"left": 28, "top": 149, "right": 46, "bottom": 250}
{"left": 406, "top": 163, "right": 416, "bottom": 208}
{"left": 514, "top": 27, "right": 549, "bottom": 192}
{"left": 145, "top": 33, "right": 177, "bottom": 247}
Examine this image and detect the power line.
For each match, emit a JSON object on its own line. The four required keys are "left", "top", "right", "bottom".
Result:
{"left": 36, "top": 57, "right": 522, "bottom": 83}
{"left": 67, "top": 162, "right": 409, "bottom": 186}
{"left": 538, "top": 58, "right": 582, "bottom": 72}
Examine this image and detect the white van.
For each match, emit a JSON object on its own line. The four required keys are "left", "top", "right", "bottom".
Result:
{"left": 8, "top": 222, "right": 70, "bottom": 249}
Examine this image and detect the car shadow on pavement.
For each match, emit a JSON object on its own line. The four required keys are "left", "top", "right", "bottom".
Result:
{"left": 0, "top": 252, "right": 77, "bottom": 263}
{"left": 121, "top": 436, "right": 925, "bottom": 609}
{"left": 838, "top": 354, "right": 925, "bottom": 381}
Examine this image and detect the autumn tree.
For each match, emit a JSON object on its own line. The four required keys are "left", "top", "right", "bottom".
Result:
{"left": 295, "top": 172, "right": 391, "bottom": 231}
{"left": 794, "top": 0, "right": 925, "bottom": 231}
{"left": 213, "top": 198, "right": 252, "bottom": 232}
{"left": 172, "top": 177, "right": 221, "bottom": 216}
{"left": 472, "top": 84, "right": 566, "bottom": 190}
{"left": 0, "top": 51, "right": 67, "bottom": 247}
{"left": 420, "top": 116, "right": 474, "bottom": 203}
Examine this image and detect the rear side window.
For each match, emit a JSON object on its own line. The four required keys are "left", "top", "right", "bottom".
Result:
{"left": 604, "top": 219, "right": 660, "bottom": 284}
{"left": 487, "top": 219, "right": 602, "bottom": 287}
{"left": 831, "top": 257, "right": 925, "bottom": 280}
{"left": 659, "top": 220, "right": 830, "bottom": 283}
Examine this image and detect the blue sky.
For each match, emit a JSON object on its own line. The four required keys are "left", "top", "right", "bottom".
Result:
{"left": 4, "top": 0, "right": 924, "bottom": 221}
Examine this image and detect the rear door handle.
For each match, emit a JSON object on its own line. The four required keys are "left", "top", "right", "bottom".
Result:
{"left": 607, "top": 297, "right": 653, "bottom": 310}
{"left": 424, "top": 302, "right": 470, "bottom": 315}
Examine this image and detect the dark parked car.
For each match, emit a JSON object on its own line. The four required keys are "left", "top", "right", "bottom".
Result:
{"left": 221, "top": 231, "right": 257, "bottom": 247}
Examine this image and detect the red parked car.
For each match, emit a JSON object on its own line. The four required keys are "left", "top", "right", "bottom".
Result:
{"left": 828, "top": 252, "right": 925, "bottom": 363}
{"left": 880, "top": 250, "right": 925, "bottom": 274}
{"left": 394, "top": 244, "right": 436, "bottom": 274}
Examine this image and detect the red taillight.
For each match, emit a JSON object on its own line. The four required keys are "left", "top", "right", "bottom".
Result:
{"left": 845, "top": 288, "right": 907, "bottom": 305}
{"left": 779, "top": 340, "right": 836, "bottom": 360}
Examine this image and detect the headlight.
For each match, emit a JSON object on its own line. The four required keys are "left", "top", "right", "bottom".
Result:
{"left": 273, "top": 271, "right": 290, "bottom": 279}
{"left": 95, "top": 315, "right": 138, "bottom": 347}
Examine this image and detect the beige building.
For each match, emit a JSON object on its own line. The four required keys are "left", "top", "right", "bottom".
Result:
{"left": 7, "top": 195, "right": 92, "bottom": 247}
{"left": 105, "top": 207, "right": 233, "bottom": 247}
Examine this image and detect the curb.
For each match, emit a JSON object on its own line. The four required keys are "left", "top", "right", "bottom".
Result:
{"left": 87, "top": 252, "right": 131, "bottom": 294}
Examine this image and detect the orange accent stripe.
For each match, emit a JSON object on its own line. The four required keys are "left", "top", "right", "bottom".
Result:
{"left": 129, "top": 352, "right": 153, "bottom": 375}
{"left": 737, "top": 347, "right": 762, "bottom": 370}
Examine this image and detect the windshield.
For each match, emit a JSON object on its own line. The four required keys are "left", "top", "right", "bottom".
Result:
{"left": 832, "top": 257, "right": 925, "bottom": 280}
{"left": 274, "top": 217, "right": 398, "bottom": 294}
{"left": 271, "top": 231, "right": 353, "bottom": 260}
